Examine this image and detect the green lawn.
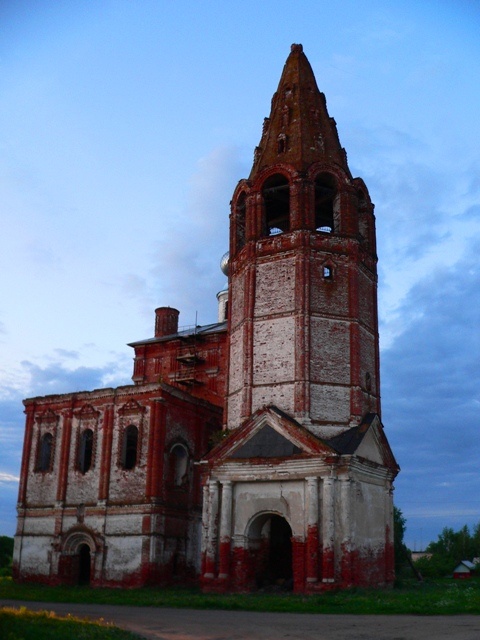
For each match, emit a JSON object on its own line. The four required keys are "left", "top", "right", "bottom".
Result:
{"left": 0, "top": 606, "right": 141, "bottom": 640}
{"left": 1, "top": 577, "right": 480, "bottom": 615}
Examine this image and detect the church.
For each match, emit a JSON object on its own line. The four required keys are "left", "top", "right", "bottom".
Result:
{"left": 13, "top": 44, "right": 399, "bottom": 592}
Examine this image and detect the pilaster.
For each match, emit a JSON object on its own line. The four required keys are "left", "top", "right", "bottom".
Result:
{"left": 305, "top": 476, "right": 319, "bottom": 583}
{"left": 218, "top": 481, "right": 233, "bottom": 580}
{"left": 322, "top": 474, "right": 336, "bottom": 582}
{"left": 203, "top": 480, "right": 220, "bottom": 579}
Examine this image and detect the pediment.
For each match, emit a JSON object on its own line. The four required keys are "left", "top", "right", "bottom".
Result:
{"left": 327, "top": 414, "right": 399, "bottom": 473}
{"left": 206, "top": 405, "right": 335, "bottom": 463}
{"left": 356, "top": 424, "right": 384, "bottom": 464}
{"left": 231, "top": 424, "right": 302, "bottom": 458}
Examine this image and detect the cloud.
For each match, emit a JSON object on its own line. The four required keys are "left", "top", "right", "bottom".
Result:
{"left": 0, "top": 472, "right": 19, "bottom": 484}
{"left": 20, "top": 358, "right": 131, "bottom": 397}
{"left": 21, "top": 360, "right": 109, "bottom": 395}
{"left": 143, "top": 145, "right": 245, "bottom": 325}
{"left": 382, "top": 239, "right": 480, "bottom": 545}
{"left": 0, "top": 356, "right": 133, "bottom": 536}
{"left": 0, "top": 394, "right": 25, "bottom": 534}
{"left": 53, "top": 348, "right": 79, "bottom": 360}
{"left": 343, "top": 121, "right": 480, "bottom": 353}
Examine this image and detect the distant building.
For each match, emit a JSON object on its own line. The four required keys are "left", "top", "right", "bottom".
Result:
{"left": 13, "top": 45, "right": 399, "bottom": 592}
{"left": 410, "top": 551, "right": 432, "bottom": 562}
{"left": 453, "top": 560, "right": 476, "bottom": 579}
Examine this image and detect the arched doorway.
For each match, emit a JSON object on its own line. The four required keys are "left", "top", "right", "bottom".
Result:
{"left": 60, "top": 529, "right": 99, "bottom": 586}
{"left": 78, "top": 544, "right": 91, "bottom": 585}
{"left": 248, "top": 513, "right": 293, "bottom": 590}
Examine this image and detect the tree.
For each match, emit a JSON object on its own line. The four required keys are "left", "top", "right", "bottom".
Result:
{"left": 393, "top": 507, "right": 423, "bottom": 581}
{"left": 0, "top": 536, "right": 14, "bottom": 576}
{"left": 393, "top": 506, "right": 407, "bottom": 572}
{"left": 414, "top": 523, "right": 480, "bottom": 578}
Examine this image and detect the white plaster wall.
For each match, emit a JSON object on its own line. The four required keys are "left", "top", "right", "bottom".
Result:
{"left": 24, "top": 474, "right": 57, "bottom": 505}
{"left": 351, "top": 480, "right": 388, "bottom": 546}
{"left": 16, "top": 536, "right": 52, "bottom": 576}
{"left": 21, "top": 516, "right": 56, "bottom": 536}
{"left": 105, "top": 514, "right": 144, "bottom": 535}
{"left": 232, "top": 480, "right": 306, "bottom": 539}
{"left": 104, "top": 535, "right": 144, "bottom": 580}
{"left": 357, "top": 431, "right": 385, "bottom": 465}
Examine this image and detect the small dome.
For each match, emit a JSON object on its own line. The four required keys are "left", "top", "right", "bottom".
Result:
{"left": 220, "top": 251, "right": 229, "bottom": 277}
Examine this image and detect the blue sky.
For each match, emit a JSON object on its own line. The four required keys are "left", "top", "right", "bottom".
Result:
{"left": 1, "top": 0, "right": 479, "bottom": 550}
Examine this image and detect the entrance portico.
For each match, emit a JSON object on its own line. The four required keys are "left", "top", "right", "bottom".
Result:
{"left": 201, "top": 408, "right": 397, "bottom": 593}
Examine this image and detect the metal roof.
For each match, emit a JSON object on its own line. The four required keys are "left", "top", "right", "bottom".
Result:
{"left": 128, "top": 321, "right": 227, "bottom": 347}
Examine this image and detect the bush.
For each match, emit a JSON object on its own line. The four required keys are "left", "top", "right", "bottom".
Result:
{"left": 414, "top": 554, "right": 453, "bottom": 578}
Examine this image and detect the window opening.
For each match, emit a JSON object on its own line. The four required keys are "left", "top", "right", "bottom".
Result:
{"left": 36, "top": 433, "right": 53, "bottom": 472}
{"left": 315, "top": 174, "right": 335, "bottom": 233}
{"left": 235, "top": 193, "right": 246, "bottom": 251}
{"left": 122, "top": 425, "right": 138, "bottom": 470}
{"left": 262, "top": 174, "right": 290, "bottom": 236}
{"left": 323, "top": 265, "right": 333, "bottom": 280}
{"left": 78, "top": 429, "right": 93, "bottom": 474}
{"left": 170, "top": 444, "right": 188, "bottom": 486}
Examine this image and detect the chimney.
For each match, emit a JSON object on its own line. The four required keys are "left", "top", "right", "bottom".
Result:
{"left": 154, "top": 307, "right": 179, "bottom": 338}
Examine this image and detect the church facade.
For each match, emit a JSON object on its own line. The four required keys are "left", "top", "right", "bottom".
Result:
{"left": 13, "top": 45, "right": 398, "bottom": 592}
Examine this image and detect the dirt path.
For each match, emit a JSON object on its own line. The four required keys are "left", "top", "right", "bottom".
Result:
{"left": 2, "top": 599, "right": 480, "bottom": 640}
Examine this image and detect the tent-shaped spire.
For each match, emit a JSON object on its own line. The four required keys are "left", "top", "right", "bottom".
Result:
{"left": 249, "top": 44, "right": 350, "bottom": 180}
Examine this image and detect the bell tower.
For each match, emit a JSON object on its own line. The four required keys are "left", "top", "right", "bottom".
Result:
{"left": 226, "top": 44, "right": 379, "bottom": 438}
{"left": 202, "top": 45, "right": 398, "bottom": 593}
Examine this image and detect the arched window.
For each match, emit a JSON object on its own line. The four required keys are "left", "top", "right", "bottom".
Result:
{"left": 262, "top": 174, "right": 290, "bottom": 236}
{"left": 169, "top": 444, "right": 189, "bottom": 487}
{"left": 122, "top": 425, "right": 138, "bottom": 470}
{"left": 235, "top": 192, "right": 246, "bottom": 251}
{"left": 78, "top": 429, "right": 93, "bottom": 474}
{"left": 314, "top": 173, "right": 336, "bottom": 233}
{"left": 36, "top": 432, "right": 53, "bottom": 472}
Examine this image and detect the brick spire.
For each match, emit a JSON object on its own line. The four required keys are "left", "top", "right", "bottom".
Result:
{"left": 249, "top": 44, "right": 350, "bottom": 180}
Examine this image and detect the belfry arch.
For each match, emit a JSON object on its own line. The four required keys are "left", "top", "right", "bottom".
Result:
{"left": 262, "top": 173, "right": 290, "bottom": 236}
{"left": 314, "top": 172, "right": 337, "bottom": 232}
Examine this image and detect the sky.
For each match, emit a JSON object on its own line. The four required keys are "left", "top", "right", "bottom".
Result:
{"left": 0, "top": 0, "right": 479, "bottom": 551}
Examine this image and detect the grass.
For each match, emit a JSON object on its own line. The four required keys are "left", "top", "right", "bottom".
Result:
{"left": 1, "top": 577, "right": 480, "bottom": 615}
{"left": 0, "top": 606, "right": 141, "bottom": 640}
